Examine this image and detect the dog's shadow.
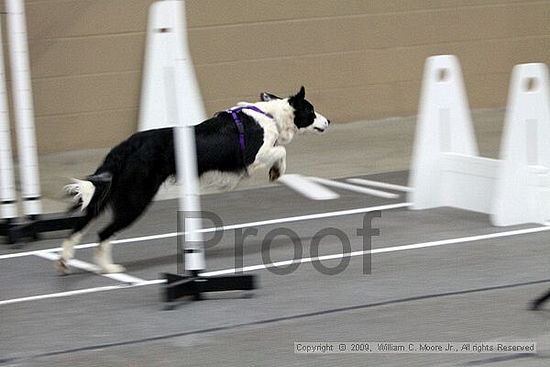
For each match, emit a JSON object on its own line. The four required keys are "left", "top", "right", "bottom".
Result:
{"left": 121, "top": 235, "right": 314, "bottom": 272}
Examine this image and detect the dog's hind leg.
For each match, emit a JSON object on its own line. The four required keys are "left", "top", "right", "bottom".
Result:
{"left": 94, "top": 219, "right": 130, "bottom": 273}
{"left": 56, "top": 211, "right": 95, "bottom": 274}
{"left": 94, "top": 207, "right": 148, "bottom": 273}
{"left": 94, "top": 239, "right": 124, "bottom": 274}
{"left": 93, "top": 173, "right": 164, "bottom": 273}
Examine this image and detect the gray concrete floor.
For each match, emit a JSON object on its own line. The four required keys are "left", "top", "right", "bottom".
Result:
{"left": 4, "top": 109, "right": 550, "bottom": 367}
{"left": 2, "top": 171, "right": 550, "bottom": 367}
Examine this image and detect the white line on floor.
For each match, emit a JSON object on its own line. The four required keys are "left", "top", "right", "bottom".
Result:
{"left": 308, "top": 177, "right": 400, "bottom": 199}
{"left": 0, "top": 286, "right": 124, "bottom": 306}
{"left": 2, "top": 223, "right": 549, "bottom": 306}
{"left": 0, "top": 202, "right": 410, "bottom": 261}
{"left": 34, "top": 252, "right": 146, "bottom": 284}
{"left": 201, "top": 225, "right": 550, "bottom": 276}
{"left": 346, "top": 178, "right": 412, "bottom": 192}
{"left": 278, "top": 174, "right": 341, "bottom": 200}
{"left": 0, "top": 280, "right": 164, "bottom": 306}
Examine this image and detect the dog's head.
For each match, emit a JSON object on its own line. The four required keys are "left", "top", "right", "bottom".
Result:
{"left": 260, "top": 86, "right": 330, "bottom": 134}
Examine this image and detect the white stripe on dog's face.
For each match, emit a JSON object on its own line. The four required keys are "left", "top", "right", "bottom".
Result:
{"left": 300, "top": 111, "right": 330, "bottom": 134}
{"left": 260, "top": 86, "right": 331, "bottom": 135}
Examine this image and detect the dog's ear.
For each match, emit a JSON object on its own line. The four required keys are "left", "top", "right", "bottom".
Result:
{"left": 289, "top": 86, "right": 306, "bottom": 107}
{"left": 295, "top": 86, "right": 305, "bottom": 100}
{"left": 260, "top": 92, "right": 281, "bottom": 101}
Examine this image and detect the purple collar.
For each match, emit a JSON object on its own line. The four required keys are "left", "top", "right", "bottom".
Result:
{"left": 226, "top": 105, "right": 273, "bottom": 152}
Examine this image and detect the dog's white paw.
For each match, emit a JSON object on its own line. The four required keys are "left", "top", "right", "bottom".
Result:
{"left": 99, "top": 264, "right": 126, "bottom": 274}
{"left": 55, "top": 258, "right": 71, "bottom": 275}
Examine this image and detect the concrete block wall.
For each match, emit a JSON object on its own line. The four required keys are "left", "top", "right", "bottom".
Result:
{"left": 10, "top": 0, "right": 550, "bottom": 153}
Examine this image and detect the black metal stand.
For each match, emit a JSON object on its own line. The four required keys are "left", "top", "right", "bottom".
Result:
{"left": 1, "top": 212, "right": 84, "bottom": 244}
{"left": 0, "top": 218, "right": 13, "bottom": 241}
{"left": 530, "top": 288, "right": 550, "bottom": 310}
{"left": 162, "top": 270, "right": 256, "bottom": 308}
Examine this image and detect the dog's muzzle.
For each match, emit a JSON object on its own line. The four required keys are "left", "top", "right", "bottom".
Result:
{"left": 312, "top": 115, "right": 330, "bottom": 133}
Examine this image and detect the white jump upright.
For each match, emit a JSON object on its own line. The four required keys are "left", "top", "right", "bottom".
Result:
{"left": 492, "top": 63, "right": 550, "bottom": 226}
{"left": 1, "top": 0, "right": 88, "bottom": 243}
{"left": 409, "top": 55, "right": 485, "bottom": 212}
{"left": 164, "top": 65, "right": 205, "bottom": 273}
{"left": 6, "top": 0, "right": 42, "bottom": 217}
{"left": 139, "top": 0, "right": 206, "bottom": 131}
{"left": 0, "top": 15, "right": 18, "bottom": 222}
{"left": 143, "top": 0, "right": 207, "bottom": 273}
{"left": 153, "top": 0, "right": 205, "bottom": 276}
{"left": 149, "top": 1, "right": 255, "bottom": 305}
{"left": 408, "top": 55, "right": 550, "bottom": 226}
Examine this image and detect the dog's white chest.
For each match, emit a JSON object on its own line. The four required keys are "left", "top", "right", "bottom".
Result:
{"left": 199, "top": 170, "right": 245, "bottom": 192}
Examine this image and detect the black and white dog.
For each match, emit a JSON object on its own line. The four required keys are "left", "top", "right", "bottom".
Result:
{"left": 58, "top": 86, "right": 330, "bottom": 274}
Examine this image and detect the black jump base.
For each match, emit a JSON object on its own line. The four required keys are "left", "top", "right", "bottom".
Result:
{"left": 0, "top": 212, "right": 84, "bottom": 244}
{"left": 162, "top": 271, "right": 256, "bottom": 308}
{"left": 530, "top": 288, "right": 550, "bottom": 311}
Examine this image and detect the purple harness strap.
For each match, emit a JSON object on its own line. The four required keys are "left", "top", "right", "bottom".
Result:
{"left": 226, "top": 105, "right": 273, "bottom": 152}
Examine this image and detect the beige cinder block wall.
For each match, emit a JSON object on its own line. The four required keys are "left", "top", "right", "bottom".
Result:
{"left": 18, "top": 0, "right": 550, "bottom": 153}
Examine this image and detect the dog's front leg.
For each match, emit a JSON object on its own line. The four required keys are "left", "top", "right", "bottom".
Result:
{"left": 264, "top": 146, "right": 286, "bottom": 182}
{"left": 269, "top": 158, "right": 286, "bottom": 182}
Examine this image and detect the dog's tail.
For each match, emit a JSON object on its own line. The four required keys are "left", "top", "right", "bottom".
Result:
{"left": 64, "top": 172, "right": 113, "bottom": 212}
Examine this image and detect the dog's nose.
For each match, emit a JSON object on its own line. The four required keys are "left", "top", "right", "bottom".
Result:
{"left": 327, "top": 120, "right": 331, "bottom": 125}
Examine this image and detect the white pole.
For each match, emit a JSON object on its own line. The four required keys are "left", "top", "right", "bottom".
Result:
{"left": 0, "top": 16, "right": 18, "bottom": 221}
{"left": 164, "top": 66, "right": 205, "bottom": 273}
{"left": 160, "top": 0, "right": 205, "bottom": 273}
{"left": 6, "top": 0, "right": 42, "bottom": 217}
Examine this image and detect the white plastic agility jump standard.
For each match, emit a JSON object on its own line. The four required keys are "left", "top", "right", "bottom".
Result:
{"left": 0, "top": 0, "right": 86, "bottom": 244}
{"left": 0, "top": 14, "right": 18, "bottom": 225}
{"left": 138, "top": 1, "right": 255, "bottom": 305}
{"left": 409, "top": 55, "right": 550, "bottom": 226}
{"left": 6, "top": 0, "right": 41, "bottom": 219}
{"left": 138, "top": 0, "right": 205, "bottom": 130}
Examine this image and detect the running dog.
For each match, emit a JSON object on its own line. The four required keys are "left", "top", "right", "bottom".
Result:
{"left": 58, "top": 86, "right": 330, "bottom": 274}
